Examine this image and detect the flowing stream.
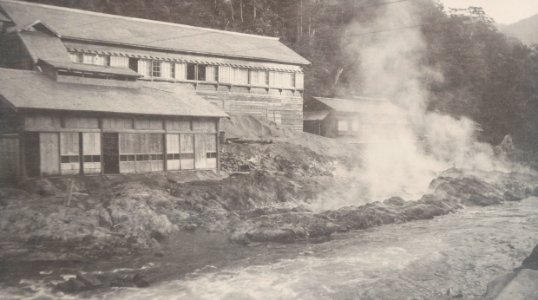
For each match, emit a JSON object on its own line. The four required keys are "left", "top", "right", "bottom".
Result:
{"left": 3, "top": 197, "right": 538, "bottom": 300}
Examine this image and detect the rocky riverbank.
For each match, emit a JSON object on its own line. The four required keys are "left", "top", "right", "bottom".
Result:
{"left": 1, "top": 115, "right": 537, "bottom": 295}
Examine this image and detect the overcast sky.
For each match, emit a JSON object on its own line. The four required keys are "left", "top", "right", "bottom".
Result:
{"left": 439, "top": 0, "right": 538, "bottom": 24}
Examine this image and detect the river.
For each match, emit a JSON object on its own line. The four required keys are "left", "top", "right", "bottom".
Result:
{"left": 2, "top": 197, "right": 538, "bottom": 300}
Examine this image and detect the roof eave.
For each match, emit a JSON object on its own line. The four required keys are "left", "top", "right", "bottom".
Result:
{"left": 62, "top": 36, "right": 311, "bottom": 66}
{"left": 18, "top": 107, "right": 228, "bottom": 119}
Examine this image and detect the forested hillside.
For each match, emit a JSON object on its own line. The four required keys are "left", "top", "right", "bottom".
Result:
{"left": 22, "top": 0, "right": 538, "bottom": 149}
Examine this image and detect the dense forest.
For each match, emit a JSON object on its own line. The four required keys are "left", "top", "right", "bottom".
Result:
{"left": 23, "top": 0, "right": 538, "bottom": 149}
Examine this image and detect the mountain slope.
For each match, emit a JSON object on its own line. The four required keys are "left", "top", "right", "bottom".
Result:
{"left": 501, "top": 14, "right": 538, "bottom": 45}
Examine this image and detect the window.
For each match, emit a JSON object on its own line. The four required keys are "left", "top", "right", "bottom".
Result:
{"left": 206, "top": 65, "right": 217, "bottom": 82}
{"left": 187, "top": 63, "right": 196, "bottom": 80}
{"left": 198, "top": 65, "right": 206, "bottom": 81}
{"left": 152, "top": 61, "right": 161, "bottom": 77}
{"left": 337, "top": 120, "right": 349, "bottom": 132}
{"left": 170, "top": 63, "right": 175, "bottom": 79}
{"left": 129, "top": 58, "right": 139, "bottom": 72}
{"left": 232, "top": 68, "right": 249, "bottom": 85}
{"left": 352, "top": 121, "right": 359, "bottom": 132}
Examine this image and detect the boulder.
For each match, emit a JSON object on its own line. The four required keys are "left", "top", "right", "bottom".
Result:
{"left": 520, "top": 243, "right": 538, "bottom": 270}
{"left": 483, "top": 269, "right": 538, "bottom": 300}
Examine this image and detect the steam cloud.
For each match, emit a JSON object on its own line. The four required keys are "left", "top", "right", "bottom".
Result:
{"left": 341, "top": 2, "right": 515, "bottom": 202}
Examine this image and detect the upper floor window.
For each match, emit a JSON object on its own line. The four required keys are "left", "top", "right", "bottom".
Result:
{"left": 152, "top": 61, "right": 161, "bottom": 77}
{"left": 187, "top": 63, "right": 196, "bottom": 80}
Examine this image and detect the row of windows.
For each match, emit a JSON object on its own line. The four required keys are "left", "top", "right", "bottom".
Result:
{"left": 166, "top": 153, "right": 195, "bottom": 160}
{"left": 61, "top": 155, "right": 102, "bottom": 163}
{"left": 337, "top": 119, "right": 360, "bottom": 133}
{"left": 69, "top": 52, "right": 304, "bottom": 89}
{"left": 119, "top": 154, "right": 165, "bottom": 161}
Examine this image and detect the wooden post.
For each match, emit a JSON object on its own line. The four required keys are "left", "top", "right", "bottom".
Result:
{"left": 66, "top": 178, "right": 74, "bottom": 206}
{"left": 216, "top": 119, "right": 221, "bottom": 174}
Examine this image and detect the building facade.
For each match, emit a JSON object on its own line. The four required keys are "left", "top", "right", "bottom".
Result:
{"left": 0, "top": 0, "right": 309, "bottom": 180}
{"left": 0, "top": 63, "right": 227, "bottom": 181}
{"left": 0, "top": 0, "right": 309, "bottom": 131}
{"left": 303, "top": 96, "right": 395, "bottom": 143}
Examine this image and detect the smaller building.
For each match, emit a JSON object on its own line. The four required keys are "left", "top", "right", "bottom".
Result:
{"left": 0, "top": 62, "right": 228, "bottom": 181}
{"left": 303, "top": 96, "right": 395, "bottom": 142}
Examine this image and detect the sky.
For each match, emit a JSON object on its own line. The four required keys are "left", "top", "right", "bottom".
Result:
{"left": 439, "top": 0, "right": 538, "bottom": 24}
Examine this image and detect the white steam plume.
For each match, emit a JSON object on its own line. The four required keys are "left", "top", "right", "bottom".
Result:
{"left": 343, "top": 1, "right": 513, "bottom": 202}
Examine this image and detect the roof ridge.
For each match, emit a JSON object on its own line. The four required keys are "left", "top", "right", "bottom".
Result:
{"left": 2, "top": 0, "right": 280, "bottom": 41}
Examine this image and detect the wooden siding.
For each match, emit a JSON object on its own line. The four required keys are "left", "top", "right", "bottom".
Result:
{"left": 64, "top": 117, "right": 99, "bottom": 129}
{"left": 82, "top": 132, "right": 101, "bottom": 174}
{"left": 39, "top": 132, "right": 60, "bottom": 175}
{"left": 60, "top": 132, "right": 80, "bottom": 175}
{"left": 166, "top": 119, "right": 191, "bottom": 131}
{"left": 0, "top": 134, "right": 20, "bottom": 181}
{"left": 25, "top": 115, "right": 62, "bottom": 130}
{"left": 102, "top": 117, "right": 134, "bottom": 130}
{"left": 196, "top": 90, "right": 303, "bottom": 131}
{"left": 14, "top": 112, "right": 221, "bottom": 178}
{"left": 180, "top": 134, "right": 194, "bottom": 170}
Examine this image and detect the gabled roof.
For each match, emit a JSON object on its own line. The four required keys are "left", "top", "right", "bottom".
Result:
{"left": 38, "top": 59, "right": 142, "bottom": 78}
{"left": 0, "top": 68, "right": 228, "bottom": 118}
{"left": 18, "top": 30, "right": 70, "bottom": 63}
{"left": 0, "top": 0, "right": 310, "bottom": 66}
{"left": 311, "top": 96, "right": 388, "bottom": 113}
{"left": 303, "top": 110, "right": 330, "bottom": 121}
{"left": 0, "top": 10, "right": 10, "bottom": 22}
{"left": 64, "top": 41, "right": 303, "bottom": 72}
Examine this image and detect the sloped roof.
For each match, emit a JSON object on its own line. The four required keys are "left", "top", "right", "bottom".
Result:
{"left": 18, "top": 31, "right": 71, "bottom": 63}
{"left": 0, "top": 68, "right": 228, "bottom": 118}
{"left": 311, "top": 96, "right": 387, "bottom": 113}
{"left": 0, "top": 10, "right": 10, "bottom": 22}
{"left": 39, "top": 59, "right": 142, "bottom": 78}
{"left": 303, "top": 110, "right": 330, "bottom": 121}
{"left": 64, "top": 41, "right": 303, "bottom": 72}
{"left": 0, "top": 0, "right": 310, "bottom": 65}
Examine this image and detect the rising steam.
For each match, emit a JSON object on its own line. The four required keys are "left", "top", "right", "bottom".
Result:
{"left": 342, "top": 1, "right": 514, "bottom": 202}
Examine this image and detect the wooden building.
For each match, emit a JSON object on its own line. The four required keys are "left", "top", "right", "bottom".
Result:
{"left": 303, "top": 96, "right": 393, "bottom": 142}
{"left": 0, "top": 63, "right": 227, "bottom": 181}
{"left": 0, "top": 0, "right": 309, "bottom": 131}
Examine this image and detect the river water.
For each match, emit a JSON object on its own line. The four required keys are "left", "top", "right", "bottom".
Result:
{"left": 3, "top": 197, "right": 538, "bottom": 300}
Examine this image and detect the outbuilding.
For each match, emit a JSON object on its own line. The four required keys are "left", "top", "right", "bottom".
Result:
{"left": 0, "top": 62, "right": 227, "bottom": 181}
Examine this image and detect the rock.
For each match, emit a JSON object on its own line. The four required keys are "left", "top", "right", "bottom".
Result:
{"left": 446, "top": 287, "right": 463, "bottom": 298}
{"left": 26, "top": 179, "right": 61, "bottom": 196}
{"left": 76, "top": 271, "right": 103, "bottom": 288}
{"left": 133, "top": 273, "right": 150, "bottom": 288}
{"left": 483, "top": 269, "right": 538, "bottom": 300}
{"left": 520, "top": 243, "right": 538, "bottom": 270}
{"left": 55, "top": 278, "right": 88, "bottom": 293}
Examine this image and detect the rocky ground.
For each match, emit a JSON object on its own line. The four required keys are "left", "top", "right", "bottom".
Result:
{"left": 1, "top": 115, "right": 537, "bottom": 296}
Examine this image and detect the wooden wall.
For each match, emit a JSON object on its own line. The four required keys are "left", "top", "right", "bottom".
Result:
{"left": 165, "top": 82, "right": 304, "bottom": 131}
{"left": 0, "top": 134, "right": 19, "bottom": 181}
{"left": 18, "top": 113, "right": 220, "bottom": 177}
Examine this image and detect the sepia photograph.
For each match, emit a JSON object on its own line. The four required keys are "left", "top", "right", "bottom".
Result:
{"left": 0, "top": 0, "right": 537, "bottom": 299}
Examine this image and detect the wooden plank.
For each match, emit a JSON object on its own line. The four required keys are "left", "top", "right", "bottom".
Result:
{"left": 0, "top": 135, "right": 19, "bottom": 180}
{"left": 60, "top": 132, "right": 80, "bottom": 175}
{"left": 83, "top": 132, "right": 101, "bottom": 174}
{"left": 194, "top": 133, "right": 207, "bottom": 169}
{"left": 102, "top": 118, "right": 133, "bottom": 130}
{"left": 206, "top": 134, "right": 217, "bottom": 169}
{"left": 192, "top": 119, "right": 216, "bottom": 132}
{"left": 25, "top": 116, "right": 61, "bottom": 130}
{"left": 40, "top": 133, "right": 60, "bottom": 176}
{"left": 63, "top": 117, "right": 99, "bottom": 129}
{"left": 180, "top": 133, "right": 194, "bottom": 170}
{"left": 166, "top": 119, "right": 191, "bottom": 131}
{"left": 134, "top": 118, "right": 163, "bottom": 130}
{"left": 166, "top": 134, "right": 180, "bottom": 171}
